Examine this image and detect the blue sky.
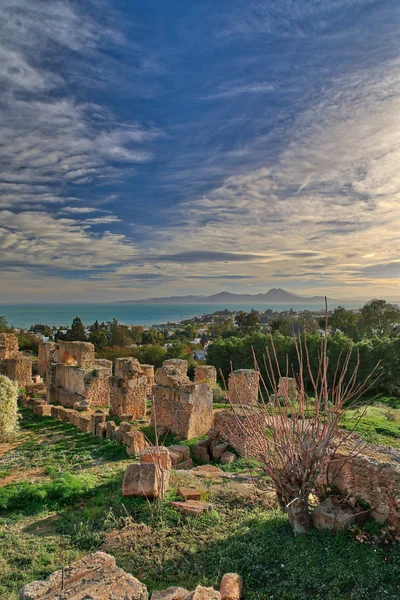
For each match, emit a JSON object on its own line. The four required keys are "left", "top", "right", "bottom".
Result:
{"left": 1, "top": 0, "right": 400, "bottom": 301}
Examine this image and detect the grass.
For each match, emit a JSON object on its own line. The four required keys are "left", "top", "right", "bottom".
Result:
{"left": 0, "top": 409, "right": 399, "bottom": 599}
{"left": 342, "top": 403, "right": 400, "bottom": 448}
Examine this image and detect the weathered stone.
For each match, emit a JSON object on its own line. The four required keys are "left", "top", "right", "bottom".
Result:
{"left": 120, "top": 421, "right": 133, "bottom": 433}
{"left": 192, "top": 465, "right": 224, "bottom": 479}
{"left": 207, "top": 429, "right": 219, "bottom": 440}
{"left": 0, "top": 332, "right": 19, "bottom": 360}
{"left": 33, "top": 404, "right": 53, "bottom": 417}
{"left": 150, "top": 587, "right": 189, "bottom": 600}
{"left": 115, "top": 429, "right": 126, "bottom": 444}
{"left": 110, "top": 358, "right": 148, "bottom": 419}
{"left": 18, "top": 551, "right": 148, "bottom": 600}
{"left": 220, "top": 451, "right": 236, "bottom": 465}
{"left": 212, "top": 443, "right": 229, "bottom": 460}
{"left": 219, "top": 573, "right": 243, "bottom": 600}
{"left": 178, "top": 487, "right": 205, "bottom": 501}
{"left": 122, "top": 462, "right": 170, "bottom": 498}
{"left": 278, "top": 377, "right": 298, "bottom": 402}
{"left": 125, "top": 430, "right": 147, "bottom": 456}
{"left": 90, "top": 412, "right": 106, "bottom": 435}
{"left": 168, "top": 445, "right": 191, "bottom": 460}
{"left": 186, "top": 586, "right": 221, "bottom": 600}
{"left": 175, "top": 458, "right": 193, "bottom": 470}
{"left": 152, "top": 360, "right": 213, "bottom": 440}
{"left": 194, "top": 365, "right": 217, "bottom": 389}
{"left": 96, "top": 422, "right": 107, "bottom": 438}
{"left": 228, "top": 370, "right": 259, "bottom": 405}
{"left": 140, "top": 446, "right": 172, "bottom": 471}
{"left": 312, "top": 497, "right": 357, "bottom": 531}
{"left": 194, "top": 445, "right": 210, "bottom": 463}
{"left": 169, "top": 500, "right": 213, "bottom": 517}
{"left": 106, "top": 420, "right": 117, "bottom": 440}
{"left": 77, "top": 415, "right": 91, "bottom": 432}
{"left": 168, "top": 450, "right": 186, "bottom": 466}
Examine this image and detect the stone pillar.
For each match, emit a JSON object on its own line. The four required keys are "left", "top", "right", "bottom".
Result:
{"left": 110, "top": 358, "right": 149, "bottom": 419}
{"left": 139, "top": 364, "right": 155, "bottom": 395}
{"left": 228, "top": 369, "right": 259, "bottom": 405}
{"left": 194, "top": 365, "right": 217, "bottom": 389}
{"left": 152, "top": 359, "right": 213, "bottom": 439}
{"left": 278, "top": 377, "right": 298, "bottom": 402}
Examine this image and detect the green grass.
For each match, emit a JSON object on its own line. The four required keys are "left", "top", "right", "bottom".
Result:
{"left": 0, "top": 409, "right": 399, "bottom": 599}
{"left": 342, "top": 404, "right": 400, "bottom": 448}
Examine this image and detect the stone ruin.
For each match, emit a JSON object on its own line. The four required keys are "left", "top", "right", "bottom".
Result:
{"left": 277, "top": 376, "right": 298, "bottom": 402}
{"left": 110, "top": 357, "right": 152, "bottom": 419}
{"left": 19, "top": 551, "right": 243, "bottom": 600}
{"left": 228, "top": 369, "right": 259, "bottom": 405}
{"left": 0, "top": 332, "right": 32, "bottom": 386}
{"left": 152, "top": 359, "right": 214, "bottom": 439}
{"left": 193, "top": 364, "right": 217, "bottom": 389}
{"left": 42, "top": 341, "right": 112, "bottom": 410}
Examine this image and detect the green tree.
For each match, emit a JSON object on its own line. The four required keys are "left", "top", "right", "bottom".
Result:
{"left": 327, "top": 306, "right": 360, "bottom": 340}
{"left": 129, "top": 326, "right": 144, "bottom": 344}
{"left": 0, "top": 317, "right": 9, "bottom": 333}
{"left": 65, "top": 316, "right": 87, "bottom": 341}
{"left": 360, "top": 299, "right": 400, "bottom": 337}
{"left": 235, "top": 311, "right": 260, "bottom": 335}
{"left": 88, "top": 321, "right": 108, "bottom": 351}
{"left": 108, "top": 318, "right": 131, "bottom": 347}
{"left": 142, "top": 328, "right": 163, "bottom": 345}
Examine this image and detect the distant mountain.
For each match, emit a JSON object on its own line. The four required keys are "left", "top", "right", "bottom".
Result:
{"left": 120, "top": 288, "right": 334, "bottom": 305}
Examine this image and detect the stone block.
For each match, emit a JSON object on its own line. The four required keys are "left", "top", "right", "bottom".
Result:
{"left": 33, "top": 404, "right": 53, "bottom": 417}
{"left": 124, "top": 430, "right": 147, "bottom": 455}
{"left": 228, "top": 369, "right": 259, "bottom": 405}
{"left": 122, "top": 462, "right": 170, "bottom": 498}
{"left": 219, "top": 573, "right": 243, "bottom": 600}
{"left": 77, "top": 415, "right": 91, "bottom": 432}
{"left": 190, "top": 586, "right": 221, "bottom": 600}
{"left": 150, "top": 587, "right": 188, "bottom": 600}
{"left": 312, "top": 497, "right": 357, "bottom": 531}
{"left": 194, "top": 365, "right": 217, "bottom": 389}
{"left": 220, "top": 451, "right": 236, "bottom": 465}
{"left": 140, "top": 446, "right": 172, "bottom": 471}
{"left": 106, "top": 420, "right": 117, "bottom": 440}
{"left": 18, "top": 551, "right": 148, "bottom": 600}
{"left": 90, "top": 412, "right": 106, "bottom": 435}
{"left": 175, "top": 458, "right": 194, "bottom": 470}
{"left": 192, "top": 465, "right": 224, "bottom": 479}
{"left": 168, "top": 445, "right": 191, "bottom": 460}
{"left": 96, "top": 422, "right": 107, "bottom": 438}
{"left": 178, "top": 487, "right": 205, "bottom": 501}
{"left": 194, "top": 445, "right": 210, "bottom": 463}
{"left": 212, "top": 443, "right": 229, "bottom": 460}
{"left": 120, "top": 421, "right": 133, "bottom": 433}
{"left": 115, "top": 429, "right": 126, "bottom": 444}
{"left": 169, "top": 500, "right": 213, "bottom": 517}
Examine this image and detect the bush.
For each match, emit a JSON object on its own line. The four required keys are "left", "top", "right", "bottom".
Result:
{"left": 0, "top": 376, "right": 19, "bottom": 439}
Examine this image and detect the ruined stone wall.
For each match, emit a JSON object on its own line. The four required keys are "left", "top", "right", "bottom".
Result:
{"left": 0, "top": 333, "right": 32, "bottom": 386}
{"left": 140, "top": 363, "right": 155, "bottom": 395}
{"left": 324, "top": 447, "right": 400, "bottom": 532}
{"left": 228, "top": 369, "right": 259, "bottom": 405}
{"left": 0, "top": 333, "right": 18, "bottom": 359}
{"left": 55, "top": 341, "right": 95, "bottom": 369}
{"left": 194, "top": 365, "right": 217, "bottom": 389}
{"left": 85, "top": 363, "right": 112, "bottom": 407}
{"left": 213, "top": 407, "right": 266, "bottom": 456}
{"left": 152, "top": 359, "right": 213, "bottom": 439}
{"left": 37, "top": 341, "right": 56, "bottom": 376}
{"left": 110, "top": 358, "right": 148, "bottom": 418}
{"left": 278, "top": 377, "right": 298, "bottom": 402}
{"left": 5, "top": 354, "right": 32, "bottom": 386}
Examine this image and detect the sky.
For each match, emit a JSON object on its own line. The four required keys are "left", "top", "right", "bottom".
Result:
{"left": 1, "top": 0, "right": 400, "bottom": 302}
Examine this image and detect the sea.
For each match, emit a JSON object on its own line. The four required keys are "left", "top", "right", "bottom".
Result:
{"left": 0, "top": 301, "right": 364, "bottom": 330}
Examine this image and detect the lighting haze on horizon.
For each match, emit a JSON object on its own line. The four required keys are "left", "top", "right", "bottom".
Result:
{"left": 1, "top": 0, "right": 400, "bottom": 303}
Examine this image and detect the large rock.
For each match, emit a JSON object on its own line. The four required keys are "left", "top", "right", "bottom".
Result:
{"left": 169, "top": 500, "right": 213, "bottom": 517}
{"left": 122, "top": 462, "right": 170, "bottom": 498}
{"left": 312, "top": 497, "right": 358, "bottom": 532}
{"left": 19, "top": 551, "right": 148, "bottom": 599}
{"left": 150, "top": 587, "right": 189, "bottom": 600}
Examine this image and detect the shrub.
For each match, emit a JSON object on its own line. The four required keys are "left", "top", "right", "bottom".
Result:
{"left": 0, "top": 375, "right": 19, "bottom": 440}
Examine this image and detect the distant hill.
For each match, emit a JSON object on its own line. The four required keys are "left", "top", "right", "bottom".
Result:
{"left": 120, "top": 288, "right": 334, "bottom": 305}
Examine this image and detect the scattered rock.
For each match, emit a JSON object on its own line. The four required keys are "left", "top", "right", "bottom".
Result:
{"left": 187, "top": 586, "right": 221, "bottom": 600}
{"left": 175, "top": 458, "right": 194, "bottom": 470}
{"left": 212, "top": 443, "right": 229, "bottom": 460}
{"left": 122, "top": 462, "right": 170, "bottom": 498}
{"left": 194, "top": 445, "right": 210, "bottom": 463}
{"left": 169, "top": 445, "right": 191, "bottom": 460}
{"left": 312, "top": 497, "right": 358, "bottom": 531}
{"left": 178, "top": 487, "right": 206, "bottom": 501}
{"left": 169, "top": 500, "right": 213, "bottom": 517}
{"left": 140, "top": 446, "right": 172, "bottom": 470}
{"left": 151, "top": 587, "right": 189, "bottom": 600}
{"left": 18, "top": 551, "right": 148, "bottom": 599}
{"left": 219, "top": 573, "right": 243, "bottom": 600}
{"left": 192, "top": 465, "right": 224, "bottom": 479}
{"left": 220, "top": 451, "right": 237, "bottom": 465}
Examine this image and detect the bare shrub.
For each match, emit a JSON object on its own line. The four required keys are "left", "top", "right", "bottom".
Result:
{"left": 0, "top": 375, "right": 19, "bottom": 440}
{"left": 226, "top": 310, "right": 378, "bottom": 535}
